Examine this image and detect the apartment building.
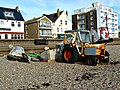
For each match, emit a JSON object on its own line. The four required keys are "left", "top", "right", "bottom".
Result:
{"left": 118, "top": 26, "right": 120, "bottom": 37}
{"left": 0, "top": 6, "right": 24, "bottom": 39}
{"left": 72, "top": 2, "right": 118, "bottom": 38}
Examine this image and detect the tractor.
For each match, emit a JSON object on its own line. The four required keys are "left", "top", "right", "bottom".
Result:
{"left": 61, "top": 30, "right": 113, "bottom": 66}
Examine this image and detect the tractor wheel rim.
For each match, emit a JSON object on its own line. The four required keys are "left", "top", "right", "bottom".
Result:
{"left": 64, "top": 50, "right": 72, "bottom": 61}
{"left": 88, "top": 59, "right": 92, "bottom": 65}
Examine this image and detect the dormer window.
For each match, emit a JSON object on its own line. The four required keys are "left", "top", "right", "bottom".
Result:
{"left": 4, "top": 11, "right": 14, "bottom": 17}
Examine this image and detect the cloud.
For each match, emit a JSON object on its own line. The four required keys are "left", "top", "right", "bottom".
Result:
{"left": 30, "top": 0, "right": 47, "bottom": 8}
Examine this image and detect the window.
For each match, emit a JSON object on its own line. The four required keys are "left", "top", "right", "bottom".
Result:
{"left": 101, "top": 11, "right": 103, "bottom": 13}
{"left": 90, "top": 11, "right": 93, "bottom": 15}
{"left": 60, "top": 20, "right": 62, "bottom": 25}
{"left": 115, "top": 14, "right": 117, "bottom": 17}
{"left": 90, "top": 16, "right": 93, "bottom": 20}
{"left": 112, "top": 19, "right": 114, "bottom": 22}
{"left": 105, "top": 12, "right": 107, "bottom": 15}
{"left": 18, "top": 34, "right": 20, "bottom": 39}
{"left": 65, "top": 21, "right": 67, "bottom": 25}
{"left": 21, "top": 34, "right": 23, "bottom": 39}
{"left": 112, "top": 14, "right": 114, "bottom": 17}
{"left": 115, "top": 24, "right": 117, "bottom": 26}
{"left": 91, "top": 27, "right": 94, "bottom": 30}
{"left": 5, "top": 34, "right": 8, "bottom": 39}
{"left": 11, "top": 34, "right": 23, "bottom": 39}
{"left": 57, "top": 28, "right": 59, "bottom": 32}
{"left": 11, "top": 22, "right": 15, "bottom": 27}
{"left": 112, "top": 23, "right": 114, "bottom": 27}
{"left": 15, "top": 34, "right": 17, "bottom": 39}
{"left": 115, "top": 19, "right": 117, "bottom": 21}
{"left": 18, "top": 22, "right": 21, "bottom": 27}
{"left": 0, "top": 21, "right": 4, "bottom": 26}
{"left": 80, "top": 25, "right": 85, "bottom": 29}
{"left": 4, "top": 11, "right": 14, "bottom": 17}
{"left": 11, "top": 34, "right": 14, "bottom": 39}
{"left": 80, "top": 15, "right": 84, "bottom": 19}
{"left": 40, "top": 21, "right": 51, "bottom": 28}
{"left": 101, "top": 16, "right": 103, "bottom": 19}
{"left": 80, "top": 20, "right": 84, "bottom": 23}
{"left": 91, "top": 22, "right": 94, "bottom": 25}
{"left": 111, "top": 28, "right": 114, "bottom": 32}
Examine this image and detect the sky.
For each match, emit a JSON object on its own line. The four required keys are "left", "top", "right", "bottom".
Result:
{"left": 1, "top": 0, "right": 120, "bottom": 25}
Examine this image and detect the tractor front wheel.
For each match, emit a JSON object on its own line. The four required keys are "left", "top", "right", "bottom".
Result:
{"left": 87, "top": 56, "right": 97, "bottom": 66}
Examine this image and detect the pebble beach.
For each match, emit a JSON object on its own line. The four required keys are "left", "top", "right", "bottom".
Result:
{"left": 0, "top": 45, "right": 120, "bottom": 90}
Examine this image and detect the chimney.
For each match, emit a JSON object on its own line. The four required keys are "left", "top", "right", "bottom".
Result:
{"left": 15, "top": 6, "right": 19, "bottom": 12}
{"left": 57, "top": 9, "right": 60, "bottom": 17}
{"left": 66, "top": 11, "right": 68, "bottom": 16}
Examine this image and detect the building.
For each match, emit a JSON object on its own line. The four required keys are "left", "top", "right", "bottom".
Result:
{"left": 72, "top": 2, "right": 118, "bottom": 38}
{"left": 25, "top": 9, "right": 72, "bottom": 39}
{"left": 44, "top": 9, "right": 72, "bottom": 38}
{"left": 25, "top": 16, "right": 52, "bottom": 39}
{"left": 118, "top": 26, "right": 120, "bottom": 37}
{"left": 0, "top": 6, "right": 24, "bottom": 39}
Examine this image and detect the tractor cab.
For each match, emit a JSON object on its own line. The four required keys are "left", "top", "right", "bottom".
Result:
{"left": 64, "top": 30, "right": 99, "bottom": 44}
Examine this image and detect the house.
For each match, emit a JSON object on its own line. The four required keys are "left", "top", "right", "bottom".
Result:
{"left": 72, "top": 2, "right": 118, "bottom": 38}
{"left": 25, "top": 16, "right": 52, "bottom": 39}
{"left": 25, "top": 9, "right": 72, "bottom": 39}
{"left": 0, "top": 6, "right": 24, "bottom": 39}
{"left": 43, "top": 9, "right": 72, "bottom": 38}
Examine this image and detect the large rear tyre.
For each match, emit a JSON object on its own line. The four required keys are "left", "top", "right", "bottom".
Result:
{"left": 87, "top": 56, "right": 97, "bottom": 66}
{"left": 62, "top": 47, "right": 78, "bottom": 63}
{"left": 100, "top": 51, "right": 109, "bottom": 65}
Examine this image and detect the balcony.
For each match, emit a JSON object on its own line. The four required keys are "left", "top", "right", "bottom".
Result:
{"left": 40, "top": 24, "right": 52, "bottom": 30}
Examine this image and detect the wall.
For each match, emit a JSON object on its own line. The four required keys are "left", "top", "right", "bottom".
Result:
{"left": 0, "top": 39, "right": 63, "bottom": 55}
{"left": 26, "top": 22, "right": 38, "bottom": 39}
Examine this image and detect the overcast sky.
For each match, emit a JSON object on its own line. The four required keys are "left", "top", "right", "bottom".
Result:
{"left": 1, "top": 0, "right": 120, "bottom": 25}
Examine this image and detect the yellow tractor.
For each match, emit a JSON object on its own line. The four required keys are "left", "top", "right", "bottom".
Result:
{"left": 62, "top": 30, "right": 112, "bottom": 66}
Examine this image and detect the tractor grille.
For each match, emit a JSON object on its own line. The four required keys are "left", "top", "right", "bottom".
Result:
{"left": 84, "top": 48, "right": 96, "bottom": 55}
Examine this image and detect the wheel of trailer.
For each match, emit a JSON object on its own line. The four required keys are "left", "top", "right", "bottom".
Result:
{"left": 62, "top": 47, "right": 78, "bottom": 63}
{"left": 22, "top": 53, "right": 29, "bottom": 63}
{"left": 87, "top": 56, "right": 97, "bottom": 66}
{"left": 100, "top": 51, "right": 109, "bottom": 65}
{"left": 7, "top": 55, "right": 17, "bottom": 61}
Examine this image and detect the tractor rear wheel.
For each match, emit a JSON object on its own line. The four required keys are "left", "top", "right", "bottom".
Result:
{"left": 100, "top": 51, "right": 109, "bottom": 65}
{"left": 87, "top": 56, "right": 97, "bottom": 66}
{"left": 62, "top": 47, "right": 78, "bottom": 63}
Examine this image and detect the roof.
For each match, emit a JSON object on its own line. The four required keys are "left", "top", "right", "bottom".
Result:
{"left": 0, "top": 7, "right": 24, "bottom": 21}
{"left": 25, "top": 15, "right": 52, "bottom": 25}
{"left": 25, "top": 17, "right": 41, "bottom": 24}
{"left": 43, "top": 11, "right": 63, "bottom": 22}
